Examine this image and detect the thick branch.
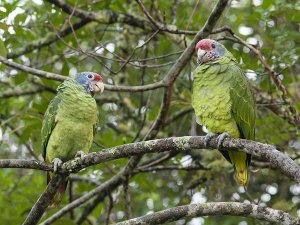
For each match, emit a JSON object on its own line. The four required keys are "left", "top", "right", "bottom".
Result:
{"left": 1, "top": 136, "right": 300, "bottom": 184}
{"left": 115, "top": 202, "right": 300, "bottom": 225}
{"left": 0, "top": 159, "right": 52, "bottom": 171}
{"left": 65, "top": 136, "right": 300, "bottom": 184}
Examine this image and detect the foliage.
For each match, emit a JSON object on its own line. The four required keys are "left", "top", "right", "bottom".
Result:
{"left": 0, "top": 0, "right": 299, "bottom": 224}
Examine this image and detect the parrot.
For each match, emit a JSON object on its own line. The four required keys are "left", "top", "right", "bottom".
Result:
{"left": 41, "top": 72, "right": 104, "bottom": 206}
{"left": 191, "top": 39, "right": 255, "bottom": 187}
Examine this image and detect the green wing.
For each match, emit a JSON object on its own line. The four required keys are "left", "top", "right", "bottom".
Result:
{"left": 41, "top": 96, "right": 61, "bottom": 161}
{"left": 229, "top": 65, "right": 256, "bottom": 140}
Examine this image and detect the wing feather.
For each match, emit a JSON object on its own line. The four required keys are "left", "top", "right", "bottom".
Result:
{"left": 229, "top": 65, "right": 256, "bottom": 140}
{"left": 41, "top": 96, "right": 61, "bottom": 161}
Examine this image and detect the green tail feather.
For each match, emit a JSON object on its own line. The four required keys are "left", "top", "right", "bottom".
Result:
{"left": 47, "top": 172, "right": 68, "bottom": 207}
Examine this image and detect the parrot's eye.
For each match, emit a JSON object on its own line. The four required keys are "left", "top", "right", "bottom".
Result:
{"left": 211, "top": 43, "right": 216, "bottom": 49}
{"left": 87, "top": 74, "right": 94, "bottom": 79}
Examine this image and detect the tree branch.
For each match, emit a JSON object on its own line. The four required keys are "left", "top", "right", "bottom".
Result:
{"left": 70, "top": 0, "right": 233, "bottom": 216}
{"left": 15, "top": 2, "right": 230, "bottom": 224}
{"left": 0, "top": 88, "right": 46, "bottom": 99}
{"left": 0, "top": 55, "right": 166, "bottom": 92}
{"left": 7, "top": 19, "right": 90, "bottom": 59}
{"left": 115, "top": 202, "right": 300, "bottom": 225}
{"left": 1, "top": 136, "right": 300, "bottom": 184}
{"left": 46, "top": 0, "right": 148, "bottom": 29}
{"left": 7, "top": 1, "right": 150, "bottom": 59}
{"left": 133, "top": 165, "right": 207, "bottom": 173}
{"left": 22, "top": 174, "right": 67, "bottom": 225}
{"left": 39, "top": 156, "right": 139, "bottom": 225}
{"left": 162, "top": 0, "right": 229, "bottom": 85}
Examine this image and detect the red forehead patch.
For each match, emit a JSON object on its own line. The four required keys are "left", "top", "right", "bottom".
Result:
{"left": 195, "top": 39, "right": 212, "bottom": 51}
{"left": 93, "top": 73, "right": 103, "bottom": 81}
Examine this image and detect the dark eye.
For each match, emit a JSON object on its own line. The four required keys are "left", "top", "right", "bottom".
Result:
{"left": 211, "top": 43, "right": 216, "bottom": 48}
{"left": 87, "top": 74, "right": 94, "bottom": 79}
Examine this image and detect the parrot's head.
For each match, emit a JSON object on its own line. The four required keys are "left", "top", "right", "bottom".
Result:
{"left": 195, "top": 39, "right": 225, "bottom": 65}
{"left": 76, "top": 72, "right": 104, "bottom": 96}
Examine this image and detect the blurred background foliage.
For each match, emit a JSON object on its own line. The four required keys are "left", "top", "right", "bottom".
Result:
{"left": 0, "top": 0, "right": 299, "bottom": 224}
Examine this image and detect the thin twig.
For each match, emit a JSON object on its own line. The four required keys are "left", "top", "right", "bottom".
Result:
{"left": 105, "top": 193, "right": 113, "bottom": 225}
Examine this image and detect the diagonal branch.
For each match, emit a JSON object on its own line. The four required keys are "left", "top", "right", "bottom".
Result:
{"left": 39, "top": 157, "right": 139, "bottom": 225}
{"left": 115, "top": 202, "right": 300, "bottom": 225}
{"left": 162, "top": 0, "right": 229, "bottom": 85}
{"left": 22, "top": 174, "right": 67, "bottom": 225}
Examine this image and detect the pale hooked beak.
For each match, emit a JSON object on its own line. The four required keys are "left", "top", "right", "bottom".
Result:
{"left": 94, "top": 81, "right": 104, "bottom": 93}
{"left": 197, "top": 49, "right": 206, "bottom": 65}
{"left": 197, "top": 49, "right": 206, "bottom": 59}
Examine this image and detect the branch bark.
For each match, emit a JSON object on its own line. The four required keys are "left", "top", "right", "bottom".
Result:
{"left": 7, "top": 19, "right": 90, "bottom": 59}
{"left": 7, "top": 2, "right": 149, "bottom": 59}
{"left": 46, "top": 0, "right": 148, "bottom": 29}
{"left": 0, "top": 88, "right": 46, "bottom": 98}
{"left": 1, "top": 136, "right": 300, "bottom": 184}
{"left": 0, "top": 55, "right": 166, "bottom": 92}
{"left": 115, "top": 202, "right": 300, "bottom": 225}
{"left": 39, "top": 157, "right": 139, "bottom": 225}
{"left": 22, "top": 174, "right": 67, "bottom": 225}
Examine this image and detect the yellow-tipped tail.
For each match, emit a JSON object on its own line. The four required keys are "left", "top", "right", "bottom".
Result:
{"left": 228, "top": 151, "right": 249, "bottom": 187}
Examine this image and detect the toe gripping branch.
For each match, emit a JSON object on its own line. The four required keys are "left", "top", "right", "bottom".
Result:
{"left": 52, "top": 158, "right": 63, "bottom": 173}
{"left": 204, "top": 132, "right": 230, "bottom": 149}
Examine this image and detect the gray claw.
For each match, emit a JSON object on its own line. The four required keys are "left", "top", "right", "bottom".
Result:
{"left": 75, "top": 150, "right": 85, "bottom": 159}
{"left": 217, "top": 132, "right": 230, "bottom": 148}
{"left": 52, "top": 158, "right": 63, "bottom": 173}
{"left": 204, "top": 132, "right": 217, "bottom": 147}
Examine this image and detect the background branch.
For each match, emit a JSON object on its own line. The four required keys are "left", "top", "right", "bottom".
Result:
{"left": 115, "top": 202, "right": 300, "bottom": 225}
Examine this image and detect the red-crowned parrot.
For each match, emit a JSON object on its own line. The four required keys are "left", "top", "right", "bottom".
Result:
{"left": 41, "top": 72, "right": 104, "bottom": 206}
{"left": 192, "top": 39, "right": 255, "bottom": 187}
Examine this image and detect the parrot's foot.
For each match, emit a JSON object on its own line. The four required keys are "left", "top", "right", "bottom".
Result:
{"left": 216, "top": 132, "right": 230, "bottom": 148}
{"left": 75, "top": 150, "right": 86, "bottom": 159}
{"left": 52, "top": 158, "right": 63, "bottom": 173}
{"left": 204, "top": 132, "right": 218, "bottom": 147}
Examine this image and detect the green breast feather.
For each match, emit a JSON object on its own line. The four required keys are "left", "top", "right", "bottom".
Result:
{"left": 192, "top": 54, "right": 255, "bottom": 140}
{"left": 41, "top": 79, "right": 98, "bottom": 163}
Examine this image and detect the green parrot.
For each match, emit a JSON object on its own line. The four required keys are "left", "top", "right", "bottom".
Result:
{"left": 192, "top": 39, "right": 255, "bottom": 187}
{"left": 41, "top": 72, "right": 104, "bottom": 206}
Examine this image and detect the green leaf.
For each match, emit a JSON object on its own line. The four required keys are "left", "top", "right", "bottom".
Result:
{"left": 0, "top": 39, "right": 6, "bottom": 58}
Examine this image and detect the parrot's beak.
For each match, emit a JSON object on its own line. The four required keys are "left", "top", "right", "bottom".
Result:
{"left": 197, "top": 49, "right": 206, "bottom": 60}
{"left": 94, "top": 81, "right": 104, "bottom": 93}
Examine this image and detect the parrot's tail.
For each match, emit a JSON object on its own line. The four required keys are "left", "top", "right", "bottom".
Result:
{"left": 228, "top": 151, "right": 249, "bottom": 187}
{"left": 47, "top": 172, "right": 69, "bottom": 207}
